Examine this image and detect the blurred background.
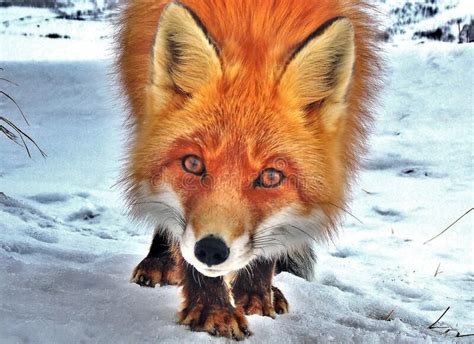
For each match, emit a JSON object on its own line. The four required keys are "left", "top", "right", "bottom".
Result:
{"left": 0, "top": 0, "right": 472, "bottom": 53}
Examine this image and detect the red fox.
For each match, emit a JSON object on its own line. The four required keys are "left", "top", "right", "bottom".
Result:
{"left": 118, "top": 0, "right": 381, "bottom": 339}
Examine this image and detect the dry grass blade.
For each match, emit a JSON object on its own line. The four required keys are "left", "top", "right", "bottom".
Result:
{"left": 424, "top": 208, "right": 473, "bottom": 245}
{"left": 1, "top": 73, "right": 46, "bottom": 158}
{"left": 427, "top": 306, "right": 474, "bottom": 338}
{"left": 384, "top": 309, "right": 394, "bottom": 321}
{"left": 325, "top": 201, "right": 364, "bottom": 224}
{"left": 0, "top": 77, "right": 19, "bottom": 86}
{"left": 434, "top": 263, "right": 441, "bottom": 277}
{"left": 0, "top": 125, "right": 21, "bottom": 144}
{"left": 362, "top": 188, "right": 375, "bottom": 195}
{"left": 1, "top": 90, "right": 30, "bottom": 125}
{"left": 1, "top": 116, "right": 31, "bottom": 157}
{"left": 0, "top": 116, "right": 47, "bottom": 158}
{"left": 428, "top": 306, "right": 450, "bottom": 329}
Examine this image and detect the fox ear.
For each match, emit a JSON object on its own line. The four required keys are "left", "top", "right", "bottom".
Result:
{"left": 151, "top": 2, "right": 221, "bottom": 95}
{"left": 279, "top": 17, "right": 355, "bottom": 109}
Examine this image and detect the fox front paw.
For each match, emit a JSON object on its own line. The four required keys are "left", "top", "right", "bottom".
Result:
{"left": 272, "top": 286, "right": 289, "bottom": 314}
{"left": 235, "top": 286, "right": 289, "bottom": 317}
{"left": 179, "top": 304, "right": 250, "bottom": 340}
{"left": 130, "top": 256, "right": 182, "bottom": 287}
{"left": 235, "top": 289, "right": 276, "bottom": 318}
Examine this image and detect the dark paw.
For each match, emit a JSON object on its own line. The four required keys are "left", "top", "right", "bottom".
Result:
{"left": 179, "top": 304, "right": 251, "bottom": 340}
{"left": 130, "top": 256, "right": 182, "bottom": 287}
{"left": 133, "top": 273, "right": 156, "bottom": 287}
{"left": 272, "top": 286, "right": 289, "bottom": 314}
{"left": 235, "top": 290, "right": 276, "bottom": 318}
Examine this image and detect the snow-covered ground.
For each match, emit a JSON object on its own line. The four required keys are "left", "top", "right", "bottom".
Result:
{"left": 1, "top": 4, "right": 473, "bottom": 344}
{"left": 379, "top": 0, "right": 473, "bottom": 42}
{"left": 0, "top": 6, "right": 113, "bottom": 60}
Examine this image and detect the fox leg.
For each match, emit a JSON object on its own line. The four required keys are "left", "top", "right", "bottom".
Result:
{"left": 179, "top": 264, "right": 250, "bottom": 340}
{"left": 131, "top": 231, "right": 183, "bottom": 287}
{"left": 232, "top": 260, "right": 289, "bottom": 318}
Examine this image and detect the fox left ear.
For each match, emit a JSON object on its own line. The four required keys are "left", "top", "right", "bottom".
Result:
{"left": 151, "top": 2, "right": 221, "bottom": 96}
{"left": 279, "top": 17, "right": 355, "bottom": 110}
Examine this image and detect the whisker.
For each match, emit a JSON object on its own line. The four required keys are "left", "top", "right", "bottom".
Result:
{"left": 285, "top": 224, "right": 318, "bottom": 242}
{"left": 197, "top": 270, "right": 202, "bottom": 288}
{"left": 252, "top": 235, "right": 282, "bottom": 242}
{"left": 191, "top": 265, "right": 201, "bottom": 287}
{"left": 253, "top": 232, "right": 286, "bottom": 240}
{"left": 253, "top": 242, "right": 286, "bottom": 249}
{"left": 254, "top": 223, "right": 286, "bottom": 235}
{"left": 132, "top": 199, "right": 187, "bottom": 229}
{"left": 255, "top": 222, "right": 318, "bottom": 243}
{"left": 243, "top": 265, "right": 254, "bottom": 280}
{"left": 252, "top": 235, "right": 286, "bottom": 246}
{"left": 253, "top": 242, "right": 285, "bottom": 249}
{"left": 319, "top": 201, "right": 363, "bottom": 225}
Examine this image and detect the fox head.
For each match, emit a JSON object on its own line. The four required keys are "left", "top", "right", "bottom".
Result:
{"left": 125, "top": 2, "right": 361, "bottom": 277}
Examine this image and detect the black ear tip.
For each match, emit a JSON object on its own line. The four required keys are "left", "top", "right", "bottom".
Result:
{"left": 289, "top": 16, "right": 351, "bottom": 62}
{"left": 166, "top": 1, "right": 220, "bottom": 55}
{"left": 152, "top": 0, "right": 221, "bottom": 95}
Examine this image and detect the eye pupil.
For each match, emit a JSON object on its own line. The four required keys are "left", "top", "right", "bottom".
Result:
{"left": 182, "top": 155, "right": 205, "bottom": 176}
{"left": 256, "top": 168, "right": 284, "bottom": 188}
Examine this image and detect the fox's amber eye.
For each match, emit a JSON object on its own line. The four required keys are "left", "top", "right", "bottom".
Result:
{"left": 182, "top": 155, "right": 206, "bottom": 176}
{"left": 255, "top": 168, "right": 285, "bottom": 188}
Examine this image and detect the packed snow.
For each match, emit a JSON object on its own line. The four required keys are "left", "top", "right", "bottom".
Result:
{"left": 1, "top": 3, "right": 473, "bottom": 343}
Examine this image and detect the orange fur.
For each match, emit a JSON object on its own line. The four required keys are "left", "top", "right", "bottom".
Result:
{"left": 117, "top": 0, "right": 382, "bottom": 245}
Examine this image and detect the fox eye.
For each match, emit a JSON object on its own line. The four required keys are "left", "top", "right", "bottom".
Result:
{"left": 182, "top": 155, "right": 206, "bottom": 176}
{"left": 255, "top": 168, "right": 285, "bottom": 188}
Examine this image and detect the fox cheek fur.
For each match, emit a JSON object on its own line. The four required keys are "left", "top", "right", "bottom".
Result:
{"left": 119, "top": 0, "right": 381, "bottom": 339}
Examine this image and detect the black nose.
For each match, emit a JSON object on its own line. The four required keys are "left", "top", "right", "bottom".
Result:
{"left": 194, "top": 236, "right": 230, "bottom": 266}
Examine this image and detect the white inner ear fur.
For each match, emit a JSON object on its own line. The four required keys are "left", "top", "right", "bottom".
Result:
{"left": 150, "top": 2, "right": 221, "bottom": 96}
{"left": 279, "top": 17, "right": 355, "bottom": 130}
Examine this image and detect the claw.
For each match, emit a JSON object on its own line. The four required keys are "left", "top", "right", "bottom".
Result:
{"left": 131, "top": 256, "right": 182, "bottom": 288}
{"left": 242, "top": 327, "right": 252, "bottom": 337}
{"left": 179, "top": 304, "right": 250, "bottom": 340}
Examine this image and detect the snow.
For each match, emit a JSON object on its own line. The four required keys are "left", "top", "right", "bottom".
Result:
{"left": 0, "top": 34, "right": 112, "bottom": 60}
{"left": 0, "top": 6, "right": 112, "bottom": 61}
{"left": 1, "top": 5, "right": 473, "bottom": 344}
{"left": 379, "top": 0, "right": 474, "bottom": 42}
{"left": 0, "top": 6, "right": 57, "bottom": 22}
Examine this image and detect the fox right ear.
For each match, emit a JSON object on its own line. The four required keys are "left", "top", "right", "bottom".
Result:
{"left": 151, "top": 2, "right": 221, "bottom": 96}
{"left": 279, "top": 17, "right": 355, "bottom": 109}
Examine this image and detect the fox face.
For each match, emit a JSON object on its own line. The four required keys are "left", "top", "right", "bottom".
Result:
{"left": 123, "top": 2, "right": 376, "bottom": 278}
{"left": 132, "top": 98, "right": 336, "bottom": 277}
